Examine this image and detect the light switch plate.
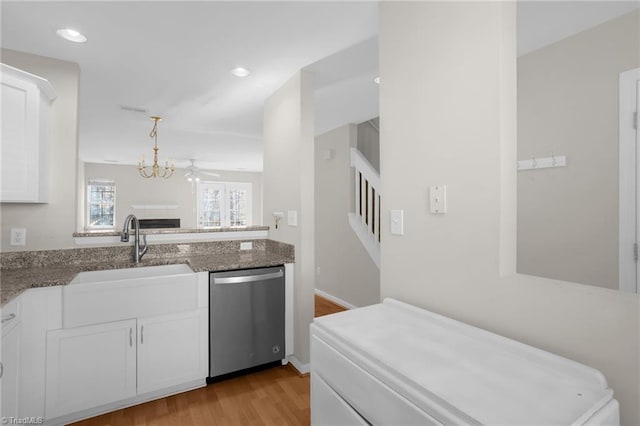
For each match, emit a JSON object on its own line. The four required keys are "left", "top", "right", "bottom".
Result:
{"left": 287, "top": 210, "right": 298, "bottom": 227}
{"left": 390, "top": 210, "right": 404, "bottom": 235}
{"left": 430, "top": 185, "right": 447, "bottom": 214}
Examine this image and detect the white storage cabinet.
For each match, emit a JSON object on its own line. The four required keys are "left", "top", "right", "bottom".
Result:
{"left": 0, "top": 63, "right": 56, "bottom": 203}
{"left": 311, "top": 298, "right": 620, "bottom": 426}
{"left": 1, "top": 297, "right": 21, "bottom": 420}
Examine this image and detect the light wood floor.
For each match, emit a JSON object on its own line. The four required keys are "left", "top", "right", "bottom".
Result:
{"left": 71, "top": 295, "right": 349, "bottom": 426}
{"left": 314, "top": 294, "right": 347, "bottom": 317}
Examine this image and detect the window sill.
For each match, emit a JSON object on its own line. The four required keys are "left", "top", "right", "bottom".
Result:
{"left": 73, "top": 226, "right": 269, "bottom": 245}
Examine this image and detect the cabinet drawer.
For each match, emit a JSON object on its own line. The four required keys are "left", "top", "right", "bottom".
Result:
{"left": 312, "top": 373, "right": 369, "bottom": 425}
{"left": 311, "top": 334, "right": 441, "bottom": 426}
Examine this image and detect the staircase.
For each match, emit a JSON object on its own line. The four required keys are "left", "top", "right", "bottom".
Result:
{"left": 349, "top": 147, "right": 380, "bottom": 269}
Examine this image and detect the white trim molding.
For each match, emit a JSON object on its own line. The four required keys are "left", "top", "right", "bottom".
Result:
{"left": 314, "top": 289, "right": 358, "bottom": 310}
{"left": 74, "top": 229, "right": 268, "bottom": 245}
{"left": 618, "top": 67, "right": 640, "bottom": 293}
{"left": 287, "top": 355, "right": 310, "bottom": 375}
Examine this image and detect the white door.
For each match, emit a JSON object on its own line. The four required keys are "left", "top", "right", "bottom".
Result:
{"left": 137, "top": 310, "right": 205, "bottom": 395}
{"left": 45, "top": 319, "right": 137, "bottom": 419}
{"left": 1, "top": 318, "right": 20, "bottom": 420}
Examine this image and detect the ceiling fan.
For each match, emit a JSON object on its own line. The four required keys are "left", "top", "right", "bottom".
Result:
{"left": 184, "top": 159, "right": 220, "bottom": 182}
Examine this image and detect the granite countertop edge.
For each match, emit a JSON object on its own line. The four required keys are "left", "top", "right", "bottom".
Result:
{"left": 1, "top": 250, "right": 293, "bottom": 306}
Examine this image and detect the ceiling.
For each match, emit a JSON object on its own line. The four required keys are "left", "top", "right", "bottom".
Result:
{"left": 1, "top": 1, "right": 637, "bottom": 173}
{"left": 1, "top": 1, "right": 379, "bottom": 172}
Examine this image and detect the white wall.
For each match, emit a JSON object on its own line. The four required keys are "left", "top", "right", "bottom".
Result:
{"left": 1, "top": 49, "right": 80, "bottom": 252}
{"left": 315, "top": 124, "right": 380, "bottom": 307}
{"left": 263, "top": 71, "right": 315, "bottom": 366}
{"left": 357, "top": 118, "right": 380, "bottom": 173}
{"left": 517, "top": 10, "right": 639, "bottom": 290}
{"left": 379, "top": 3, "right": 639, "bottom": 424}
{"left": 83, "top": 163, "right": 262, "bottom": 229}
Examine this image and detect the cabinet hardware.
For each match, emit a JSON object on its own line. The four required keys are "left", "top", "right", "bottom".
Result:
{"left": 0, "top": 362, "right": 3, "bottom": 379}
{"left": 1, "top": 313, "right": 16, "bottom": 324}
{"left": 213, "top": 270, "right": 284, "bottom": 285}
{"left": 141, "top": 325, "right": 144, "bottom": 344}
{"left": 129, "top": 328, "right": 133, "bottom": 347}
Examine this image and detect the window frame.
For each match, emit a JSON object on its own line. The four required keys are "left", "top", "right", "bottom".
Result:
{"left": 197, "top": 181, "right": 252, "bottom": 228}
{"left": 86, "top": 179, "right": 116, "bottom": 230}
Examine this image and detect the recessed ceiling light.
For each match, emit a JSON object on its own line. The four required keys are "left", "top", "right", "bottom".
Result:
{"left": 230, "top": 67, "right": 251, "bottom": 78}
{"left": 56, "top": 28, "right": 87, "bottom": 43}
{"left": 373, "top": 76, "right": 380, "bottom": 84}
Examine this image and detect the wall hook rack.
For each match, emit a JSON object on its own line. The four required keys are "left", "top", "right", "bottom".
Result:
{"left": 517, "top": 154, "right": 567, "bottom": 171}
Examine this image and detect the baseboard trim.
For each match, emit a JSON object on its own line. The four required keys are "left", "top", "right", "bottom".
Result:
{"left": 314, "top": 289, "right": 358, "bottom": 310}
{"left": 287, "top": 355, "right": 310, "bottom": 376}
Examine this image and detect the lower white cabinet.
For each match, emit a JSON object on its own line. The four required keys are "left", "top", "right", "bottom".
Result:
{"left": 45, "top": 309, "right": 207, "bottom": 420}
{"left": 137, "top": 310, "right": 205, "bottom": 394}
{"left": 45, "top": 319, "right": 137, "bottom": 418}
{"left": 1, "top": 307, "right": 21, "bottom": 421}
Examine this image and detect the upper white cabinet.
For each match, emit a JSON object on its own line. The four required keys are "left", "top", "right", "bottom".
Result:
{"left": 1, "top": 63, "right": 56, "bottom": 203}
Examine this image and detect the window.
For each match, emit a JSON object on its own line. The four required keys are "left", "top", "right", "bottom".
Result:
{"left": 86, "top": 179, "right": 116, "bottom": 229}
{"left": 198, "top": 182, "right": 252, "bottom": 228}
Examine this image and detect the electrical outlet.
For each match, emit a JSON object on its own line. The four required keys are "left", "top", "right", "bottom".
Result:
{"left": 10, "top": 228, "right": 26, "bottom": 246}
{"left": 240, "top": 242, "right": 252, "bottom": 250}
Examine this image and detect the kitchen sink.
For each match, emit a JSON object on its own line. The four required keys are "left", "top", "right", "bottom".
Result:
{"left": 63, "top": 264, "right": 198, "bottom": 328}
{"left": 69, "top": 264, "right": 194, "bottom": 285}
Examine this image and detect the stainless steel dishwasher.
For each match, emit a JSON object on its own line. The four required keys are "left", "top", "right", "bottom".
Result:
{"left": 209, "top": 266, "right": 285, "bottom": 377}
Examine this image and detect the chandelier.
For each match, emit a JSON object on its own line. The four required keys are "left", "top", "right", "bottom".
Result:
{"left": 138, "top": 116, "right": 175, "bottom": 179}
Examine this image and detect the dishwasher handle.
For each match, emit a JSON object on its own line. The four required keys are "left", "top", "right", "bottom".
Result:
{"left": 212, "top": 270, "right": 283, "bottom": 285}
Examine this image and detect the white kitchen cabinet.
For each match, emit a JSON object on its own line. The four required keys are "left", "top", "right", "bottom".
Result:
{"left": 18, "top": 287, "right": 61, "bottom": 419}
{"left": 137, "top": 309, "right": 207, "bottom": 394}
{"left": 45, "top": 319, "right": 137, "bottom": 419}
{"left": 45, "top": 308, "right": 208, "bottom": 421}
{"left": 0, "top": 287, "right": 61, "bottom": 421}
{"left": 0, "top": 63, "right": 56, "bottom": 202}
{"left": 1, "top": 298, "right": 21, "bottom": 421}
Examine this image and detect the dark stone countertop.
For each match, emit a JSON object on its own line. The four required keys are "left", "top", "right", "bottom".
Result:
{"left": 1, "top": 240, "right": 294, "bottom": 306}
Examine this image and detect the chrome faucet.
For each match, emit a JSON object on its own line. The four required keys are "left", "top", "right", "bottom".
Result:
{"left": 121, "top": 214, "right": 148, "bottom": 263}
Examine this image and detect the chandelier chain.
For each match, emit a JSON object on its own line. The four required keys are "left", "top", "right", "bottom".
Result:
{"left": 138, "top": 116, "right": 174, "bottom": 179}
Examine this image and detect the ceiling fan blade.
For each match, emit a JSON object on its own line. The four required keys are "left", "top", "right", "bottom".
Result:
{"left": 201, "top": 171, "right": 221, "bottom": 177}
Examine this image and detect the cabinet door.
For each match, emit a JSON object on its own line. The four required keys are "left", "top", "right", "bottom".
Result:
{"left": 137, "top": 310, "right": 205, "bottom": 395}
{"left": 45, "top": 319, "right": 136, "bottom": 419}
{"left": 1, "top": 319, "right": 21, "bottom": 420}
{"left": 0, "top": 64, "right": 55, "bottom": 202}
